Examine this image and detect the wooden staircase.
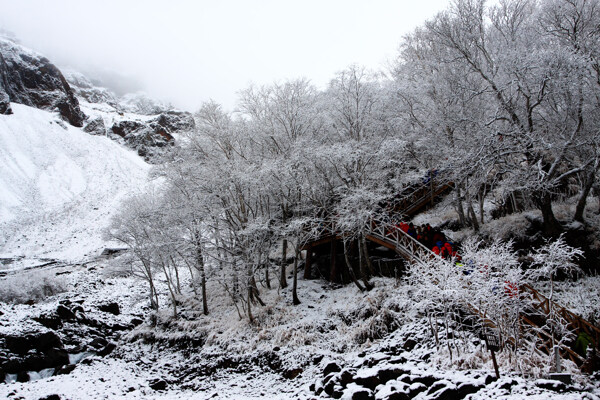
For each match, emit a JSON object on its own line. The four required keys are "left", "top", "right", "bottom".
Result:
{"left": 300, "top": 181, "right": 599, "bottom": 369}
{"left": 391, "top": 180, "right": 454, "bottom": 218}
{"left": 519, "top": 284, "right": 600, "bottom": 367}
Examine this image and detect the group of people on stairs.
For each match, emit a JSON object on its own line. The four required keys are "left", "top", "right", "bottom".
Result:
{"left": 392, "top": 221, "right": 460, "bottom": 260}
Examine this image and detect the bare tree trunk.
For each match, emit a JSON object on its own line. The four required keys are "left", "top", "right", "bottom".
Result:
{"left": 360, "top": 235, "right": 375, "bottom": 276}
{"left": 455, "top": 185, "right": 466, "bottom": 227}
{"left": 142, "top": 259, "right": 159, "bottom": 310}
{"left": 280, "top": 203, "right": 288, "bottom": 288}
{"left": 162, "top": 262, "right": 177, "bottom": 318}
{"left": 478, "top": 184, "right": 486, "bottom": 224}
{"left": 190, "top": 232, "right": 209, "bottom": 314}
{"left": 149, "top": 278, "right": 158, "bottom": 310}
{"left": 280, "top": 238, "right": 288, "bottom": 288}
{"left": 467, "top": 198, "right": 480, "bottom": 231}
{"left": 359, "top": 236, "right": 374, "bottom": 290}
{"left": 292, "top": 248, "right": 300, "bottom": 305}
{"left": 343, "top": 239, "right": 366, "bottom": 292}
{"left": 250, "top": 275, "right": 266, "bottom": 306}
{"left": 247, "top": 283, "right": 253, "bottom": 322}
{"left": 536, "top": 192, "right": 562, "bottom": 236}
{"left": 265, "top": 263, "right": 271, "bottom": 289}
{"left": 169, "top": 255, "right": 182, "bottom": 295}
{"left": 574, "top": 170, "right": 595, "bottom": 222}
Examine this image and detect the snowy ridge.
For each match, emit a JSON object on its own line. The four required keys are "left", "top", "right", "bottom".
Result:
{"left": 0, "top": 103, "right": 151, "bottom": 262}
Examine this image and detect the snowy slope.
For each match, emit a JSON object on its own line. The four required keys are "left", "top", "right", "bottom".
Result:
{"left": 0, "top": 103, "right": 151, "bottom": 262}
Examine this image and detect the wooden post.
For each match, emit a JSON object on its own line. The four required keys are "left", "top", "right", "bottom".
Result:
{"left": 554, "top": 346, "right": 562, "bottom": 373}
{"left": 485, "top": 329, "right": 501, "bottom": 380}
{"left": 329, "top": 239, "right": 337, "bottom": 282}
{"left": 490, "top": 350, "right": 500, "bottom": 380}
{"left": 304, "top": 245, "right": 312, "bottom": 279}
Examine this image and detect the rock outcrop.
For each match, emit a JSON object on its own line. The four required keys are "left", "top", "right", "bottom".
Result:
{"left": 0, "top": 38, "right": 86, "bottom": 126}
{"left": 63, "top": 70, "right": 120, "bottom": 109}
{"left": 110, "top": 111, "right": 195, "bottom": 160}
{"left": 1, "top": 300, "right": 139, "bottom": 383}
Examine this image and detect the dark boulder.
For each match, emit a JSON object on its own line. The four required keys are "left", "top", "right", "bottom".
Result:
{"left": 5, "top": 331, "right": 63, "bottom": 355}
{"left": 56, "top": 364, "right": 76, "bottom": 375}
{"left": 83, "top": 116, "right": 106, "bottom": 135}
{"left": 39, "top": 395, "right": 61, "bottom": 400}
{"left": 349, "top": 387, "right": 374, "bottom": 400}
{"left": 402, "top": 339, "right": 417, "bottom": 351}
{"left": 111, "top": 120, "right": 146, "bottom": 139}
{"left": 354, "top": 371, "right": 380, "bottom": 390}
{"left": 339, "top": 369, "right": 355, "bottom": 387}
{"left": 410, "top": 375, "right": 438, "bottom": 387}
{"left": 407, "top": 383, "right": 427, "bottom": 397}
{"left": 88, "top": 337, "right": 108, "bottom": 349}
{"left": 0, "top": 87, "right": 12, "bottom": 114}
{"left": 16, "top": 371, "right": 29, "bottom": 382}
{"left": 0, "top": 38, "right": 85, "bottom": 126}
{"left": 33, "top": 314, "right": 63, "bottom": 330}
{"left": 323, "top": 361, "right": 341, "bottom": 376}
{"left": 378, "top": 367, "right": 408, "bottom": 384}
{"left": 42, "top": 348, "right": 69, "bottom": 369}
{"left": 97, "top": 342, "right": 116, "bottom": 357}
{"left": 110, "top": 119, "right": 174, "bottom": 159}
{"left": 56, "top": 305, "right": 76, "bottom": 321}
{"left": 283, "top": 368, "right": 303, "bottom": 379}
{"left": 429, "top": 386, "right": 459, "bottom": 400}
{"left": 98, "top": 302, "right": 120, "bottom": 315}
{"left": 323, "top": 377, "right": 337, "bottom": 396}
{"left": 457, "top": 382, "right": 484, "bottom": 397}
{"left": 535, "top": 379, "right": 567, "bottom": 392}
{"left": 155, "top": 111, "right": 195, "bottom": 132}
{"left": 149, "top": 378, "right": 167, "bottom": 391}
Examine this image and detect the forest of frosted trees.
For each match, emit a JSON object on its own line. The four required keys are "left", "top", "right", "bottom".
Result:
{"left": 108, "top": 0, "right": 600, "bottom": 333}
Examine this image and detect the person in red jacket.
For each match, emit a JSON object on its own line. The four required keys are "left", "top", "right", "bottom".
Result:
{"left": 399, "top": 222, "right": 409, "bottom": 233}
{"left": 443, "top": 242, "right": 453, "bottom": 257}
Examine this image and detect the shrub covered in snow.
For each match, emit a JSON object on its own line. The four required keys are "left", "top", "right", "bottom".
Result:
{"left": 0, "top": 270, "right": 67, "bottom": 304}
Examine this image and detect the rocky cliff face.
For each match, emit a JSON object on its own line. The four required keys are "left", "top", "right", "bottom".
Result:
{"left": 0, "top": 38, "right": 86, "bottom": 127}
{"left": 0, "top": 37, "right": 196, "bottom": 161}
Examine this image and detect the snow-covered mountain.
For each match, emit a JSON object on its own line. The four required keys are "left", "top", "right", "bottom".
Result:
{"left": 0, "top": 103, "right": 150, "bottom": 261}
{"left": 0, "top": 37, "right": 194, "bottom": 262}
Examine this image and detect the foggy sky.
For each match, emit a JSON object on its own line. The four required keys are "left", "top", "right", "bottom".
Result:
{"left": 0, "top": 0, "right": 450, "bottom": 111}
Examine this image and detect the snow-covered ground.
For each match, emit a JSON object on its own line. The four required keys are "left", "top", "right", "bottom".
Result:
{"left": 2, "top": 262, "right": 599, "bottom": 399}
{"left": 0, "top": 104, "right": 151, "bottom": 262}
{"left": 1, "top": 103, "right": 599, "bottom": 399}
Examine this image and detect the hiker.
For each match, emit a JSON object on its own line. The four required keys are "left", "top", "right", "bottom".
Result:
{"left": 407, "top": 223, "right": 417, "bottom": 238}
{"left": 440, "top": 245, "right": 449, "bottom": 259}
{"left": 443, "top": 242, "right": 453, "bottom": 255}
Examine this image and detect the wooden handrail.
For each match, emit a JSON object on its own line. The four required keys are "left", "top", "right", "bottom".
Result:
{"left": 521, "top": 284, "right": 600, "bottom": 354}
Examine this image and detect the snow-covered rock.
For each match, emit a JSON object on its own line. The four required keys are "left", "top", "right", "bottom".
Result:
{"left": 0, "top": 38, "right": 85, "bottom": 126}
{"left": 62, "top": 69, "right": 119, "bottom": 110}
